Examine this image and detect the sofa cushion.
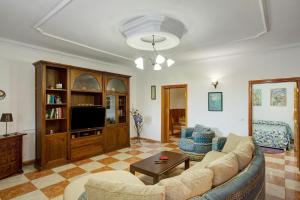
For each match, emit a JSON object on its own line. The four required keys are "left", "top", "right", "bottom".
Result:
{"left": 233, "top": 140, "right": 254, "bottom": 171}
{"left": 184, "top": 151, "right": 226, "bottom": 173}
{"left": 158, "top": 168, "right": 213, "bottom": 200}
{"left": 64, "top": 170, "right": 144, "bottom": 200}
{"left": 222, "top": 133, "right": 252, "bottom": 153}
{"left": 85, "top": 178, "right": 165, "bottom": 200}
{"left": 206, "top": 152, "right": 239, "bottom": 187}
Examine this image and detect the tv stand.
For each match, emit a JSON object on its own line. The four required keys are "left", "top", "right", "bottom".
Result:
{"left": 34, "top": 60, "right": 130, "bottom": 169}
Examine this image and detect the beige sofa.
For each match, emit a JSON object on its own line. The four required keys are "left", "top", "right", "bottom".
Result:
{"left": 64, "top": 134, "right": 255, "bottom": 200}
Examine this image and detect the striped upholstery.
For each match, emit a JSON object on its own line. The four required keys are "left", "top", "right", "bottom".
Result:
{"left": 179, "top": 127, "right": 215, "bottom": 161}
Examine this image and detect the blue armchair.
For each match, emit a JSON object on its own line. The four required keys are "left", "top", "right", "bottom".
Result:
{"left": 179, "top": 126, "right": 215, "bottom": 161}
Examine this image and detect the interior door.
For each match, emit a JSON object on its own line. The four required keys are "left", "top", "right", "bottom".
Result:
{"left": 296, "top": 83, "right": 300, "bottom": 169}
{"left": 161, "top": 87, "right": 170, "bottom": 143}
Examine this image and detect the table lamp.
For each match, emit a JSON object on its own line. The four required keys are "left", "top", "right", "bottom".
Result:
{"left": 1, "top": 113, "right": 13, "bottom": 136}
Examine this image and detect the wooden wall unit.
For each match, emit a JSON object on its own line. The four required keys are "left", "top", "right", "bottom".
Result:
{"left": 34, "top": 60, "right": 130, "bottom": 169}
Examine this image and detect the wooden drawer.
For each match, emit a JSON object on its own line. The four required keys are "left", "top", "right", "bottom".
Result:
{"left": 71, "top": 143, "right": 104, "bottom": 161}
{"left": 71, "top": 135, "right": 103, "bottom": 149}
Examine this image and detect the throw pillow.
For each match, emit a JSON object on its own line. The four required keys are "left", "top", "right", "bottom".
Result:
{"left": 206, "top": 152, "right": 239, "bottom": 187}
{"left": 233, "top": 140, "right": 254, "bottom": 171}
{"left": 222, "top": 133, "right": 253, "bottom": 153}
{"left": 85, "top": 179, "right": 165, "bottom": 200}
{"left": 158, "top": 168, "right": 213, "bottom": 200}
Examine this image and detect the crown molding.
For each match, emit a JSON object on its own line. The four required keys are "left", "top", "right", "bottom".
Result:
{"left": 179, "top": 42, "right": 300, "bottom": 64}
{"left": 33, "top": 0, "right": 132, "bottom": 61}
{"left": 0, "top": 37, "right": 135, "bottom": 73}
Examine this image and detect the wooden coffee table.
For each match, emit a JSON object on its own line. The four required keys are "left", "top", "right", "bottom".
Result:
{"left": 130, "top": 151, "right": 190, "bottom": 184}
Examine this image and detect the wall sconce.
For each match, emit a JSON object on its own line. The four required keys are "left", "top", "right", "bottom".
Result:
{"left": 212, "top": 80, "right": 219, "bottom": 89}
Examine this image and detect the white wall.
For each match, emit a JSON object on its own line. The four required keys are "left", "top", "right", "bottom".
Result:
{"left": 0, "top": 38, "right": 140, "bottom": 162}
{"left": 170, "top": 88, "right": 186, "bottom": 109}
{"left": 139, "top": 47, "right": 300, "bottom": 141}
{"left": 253, "top": 82, "right": 296, "bottom": 137}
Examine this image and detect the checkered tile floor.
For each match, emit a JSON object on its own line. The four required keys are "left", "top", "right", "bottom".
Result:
{"left": 0, "top": 137, "right": 299, "bottom": 200}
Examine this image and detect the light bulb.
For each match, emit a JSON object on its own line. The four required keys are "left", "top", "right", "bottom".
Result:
{"left": 134, "top": 57, "right": 144, "bottom": 70}
{"left": 155, "top": 55, "right": 165, "bottom": 64}
{"left": 154, "top": 64, "right": 162, "bottom": 71}
{"left": 167, "top": 59, "right": 175, "bottom": 67}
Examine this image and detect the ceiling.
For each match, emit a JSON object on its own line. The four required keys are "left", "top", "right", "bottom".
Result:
{"left": 0, "top": 0, "right": 300, "bottom": 68}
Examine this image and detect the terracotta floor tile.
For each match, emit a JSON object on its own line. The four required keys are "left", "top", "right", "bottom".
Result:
{"left": 0, "top": 182, "right": 36, "bottom": 200}
{"left": 285, "top": 171, "right": 300, "bottom": 181}
{"left": 73, "top": 158, "right": 93, "bottom": 166}
{"left": 91, "top": 166, "right": 114, "bottom": 173}
{"left": 124, "top": 156, "right": 142, "bottom": 164}
{"left": 59, "top": 167, "right": 86, "bottom": 179}
{"left": 147, "top": 150, "right": 161, "bottom": 154}
{"left": 25, "top": 169, "right": 54, "bottom": 180}
{"left": 285, "top": 160, "right": 298, "bottom": 167}
{"left": 265, "top": 153, "right": 285, "bottom": 159}
{"left": 265, "top": 162, "right": 285, "bottom": 170}
{"left": 164, "top": 144, "right": 178, "bottom": 148}
{"left": 99, "top": 157, "right": 119, "bottom": 165}
{"left": 266, "top": 174, "right": 285, "bottom": 187}
{"left": 130, "top": 145, "right": 141, "bottom": 149}
{"left": 41, "top": 180, "right": 69, "bottom": 199}
{"left": 126, "top": 150, "right": 143, "bottom": 155}
{"left": 285, "top": 188, "right": 300, "bottom": 199}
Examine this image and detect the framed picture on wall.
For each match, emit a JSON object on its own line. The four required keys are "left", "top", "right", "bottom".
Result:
{"left": 270, "top": 88, "right": 287, "bottom": 106}
{"left": 151, "top": 85, "right": 156, "bottom": 100}
{"left": 208, "top": 92, "right": 223, "bottom": 111}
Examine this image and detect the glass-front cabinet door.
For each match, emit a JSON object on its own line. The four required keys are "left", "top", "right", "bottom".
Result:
{"left": 118, "top": 95, "right": 127, "bottom": 123}
{"left": 106, "top": 95, "right": 116, "bottom": 124}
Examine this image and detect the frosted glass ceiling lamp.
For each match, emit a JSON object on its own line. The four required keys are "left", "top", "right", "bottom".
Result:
{"left": 154, "top": 64, "right": 162, "bottom": 71}
{"left": 156, "top": 55, "right": 165, "bottom": 64}
{"left": 167, "top": 59, "right": 175, "bottom": 67}
{"left": 134, "top": 57, "right": 144, "bottom": 70}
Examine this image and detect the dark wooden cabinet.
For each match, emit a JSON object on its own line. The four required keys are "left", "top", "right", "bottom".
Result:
{"left": 34, "top": 60, "right": 130, "bottom": 169}
{"left": 44, "top": 133, "right": 68, "bottom": 168}
{"left": 0, "top": 133, "right": 26, "bottom": 179}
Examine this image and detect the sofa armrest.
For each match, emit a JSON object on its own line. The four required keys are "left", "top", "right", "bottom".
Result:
{"left": 212, "top": 137, "right": 227, "bottom": 151}
{"left": 181, "top": 127, "right": 194, "bottom": 138}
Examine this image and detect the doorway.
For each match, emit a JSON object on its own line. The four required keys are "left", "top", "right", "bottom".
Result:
{"left": 249, "top": 77, "right": 300, "bottom": 170}
{"left": 161, "top": 84, "right": 188, "bottom": 143}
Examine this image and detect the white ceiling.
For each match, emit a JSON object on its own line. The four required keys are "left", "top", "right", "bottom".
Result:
{"left": 0, "top": 0, "right": 300, "bottom": 68}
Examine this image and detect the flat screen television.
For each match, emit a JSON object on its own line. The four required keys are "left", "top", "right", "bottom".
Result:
{"left": 71, "top": 106, "right": 106, "bottom": 130}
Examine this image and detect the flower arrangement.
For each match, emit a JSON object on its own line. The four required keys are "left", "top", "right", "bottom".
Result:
{"left": 130, "top": 108, "right": 143, "bottom": 143}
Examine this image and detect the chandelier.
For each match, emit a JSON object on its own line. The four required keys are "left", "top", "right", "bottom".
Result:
{"left": 134, "top": 35, "right": 175, "bottom": 70}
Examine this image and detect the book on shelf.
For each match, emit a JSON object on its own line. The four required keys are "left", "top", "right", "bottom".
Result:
{"left": 47, "top": 94, "right": 63, "bottom": 104}
{"left": 46, "top": 108, "right": 64, "bottom": 119}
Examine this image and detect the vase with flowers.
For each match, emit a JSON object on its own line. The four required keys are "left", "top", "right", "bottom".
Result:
{"left": 130, "top": 108, "right": 143, "bottom": 143}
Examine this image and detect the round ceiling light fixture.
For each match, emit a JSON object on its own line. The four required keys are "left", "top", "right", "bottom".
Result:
{"left": 120, "top": 14, "right": 187, "bottom": 70}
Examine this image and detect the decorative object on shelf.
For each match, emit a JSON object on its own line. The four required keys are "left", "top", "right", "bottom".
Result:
{"left": 208, "top": 92, "right": 223, "bottom": 111}
{"left": 134, "top": 35, "right": 175, "bottom": 70}
{"left": 55, "top": 83, "right": 63, "bottom": 89}
{"left": 49, "top": 130, "right": 54, "bottom": 134}
{"left": 1, "top": 113, "right": 13, "bottom": 136}
{"left": 151, "top": 85, "right": 156, "bottom": 100}
{"left": 270, "top": 88, "right": 287, "bottom": 106}
{"left": 130, "top": 108, "right": 143, "bottom": 143}
{"left": 120, "top": 14, "right": 186, "bottom": 70}
{"left": 253, "top": 89, "right": 262, "bottom": 106}
{"left": 73, "top": 73, "right": 101, "bottom": 91}
{"left": 0, "top": 90, "right": 6, "bottom": 100}
{"left": 211, "top": 79, "right": 219, "bottom": 89}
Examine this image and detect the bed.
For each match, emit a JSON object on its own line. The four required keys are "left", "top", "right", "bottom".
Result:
{"left": 253, "top": 120, "right": 293, "bottom": 150}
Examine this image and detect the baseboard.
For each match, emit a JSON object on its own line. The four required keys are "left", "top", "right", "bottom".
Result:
{"left": 130, "top": 137, "right": 161, "bottom": 143}
{"left": 23, "top": 159, "right": 35, "bottom": 166}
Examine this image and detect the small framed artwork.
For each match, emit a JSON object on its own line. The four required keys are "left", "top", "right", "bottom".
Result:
{"left": 208, "top": 92, "right": 223, "bottom": 111}
{"left": 252, "top": 89, "right": 262, "bottom": 106}
{"left": 270, "top": 88, "right": 287, "bottom": 106}
{"left": 151, "top": 85, "right": 156, "bottom": 100}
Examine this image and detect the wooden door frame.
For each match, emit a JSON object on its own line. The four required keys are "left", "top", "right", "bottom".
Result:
{"left": 248, "top": 77, "right": 300, "bottom": 169}
{"left": 161, "top": 84, "right": 188, "bottom": 143}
